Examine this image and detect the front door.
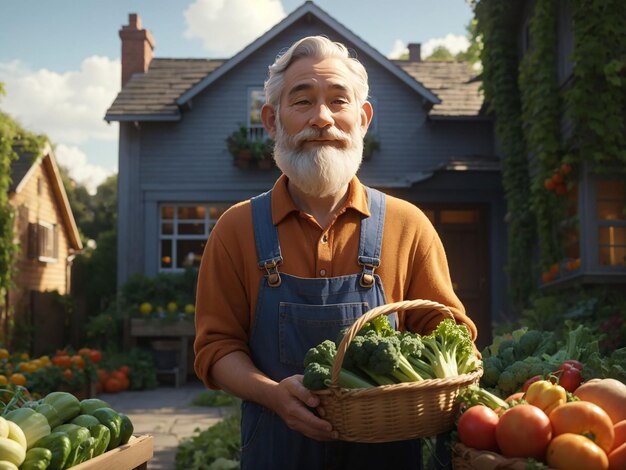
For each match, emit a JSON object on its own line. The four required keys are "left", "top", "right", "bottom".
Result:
{"left": 421, "top": 205, "right": 491, "bottom": 349}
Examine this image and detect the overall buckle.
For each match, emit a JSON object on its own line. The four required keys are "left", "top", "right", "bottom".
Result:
{"left": 263, "top": 259, "right": 282, "bottom": 287}
{"left": 358, "top": 257, "right": 379, "bottom": 288}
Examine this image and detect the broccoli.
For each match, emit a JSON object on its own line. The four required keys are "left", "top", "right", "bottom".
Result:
{"left": 496, "top": 369, "right": 518, "bottom": 397}
{"left": 303, "top": 339, "right": 338, "bottom": 368}
{"left": 397, "top": 332, "right": 435, "bottom": 380}
{"left": 514, "top": 330, "right": 544, "bottom": 357}
{"left": 359, "top": 314, "right": 396, "bottom": 337}
{"left": 343, "top": 331, "right": 421, "bottom": 385}
{"left": 416, "top": 319, "right": 480, "bottom": 378}
{"left": 302, "top": 362, "right": 374, "bottom": 390}
{"left": 458, "top": 384, "right": 509, "bottom": 411}
{"left": 480, "top": 356, "right": 504, "bottom": 388}
{"left": 302, "top": 340, "right": 375, "bottom": 390}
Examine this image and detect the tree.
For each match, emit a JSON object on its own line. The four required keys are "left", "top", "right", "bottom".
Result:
{"left": 425, "top": 45, "right": 455, "bottom": 62}
{"left": 455, "top": 18, "right": 483, "bottom": 67}
{"left": 0, "top": 85, "right": 47, "bottom": 343}
{"left": 60, "top": 169, "right": 118, "bottom": 317}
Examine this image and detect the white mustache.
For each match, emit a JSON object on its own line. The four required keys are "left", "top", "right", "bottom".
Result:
{"left": 287, "top": 126, "right": 352, "bottom": 149}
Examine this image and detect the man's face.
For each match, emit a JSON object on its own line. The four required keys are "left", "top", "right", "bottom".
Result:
{"left": 263, "top": 57, "right": 372, "bottom": 197}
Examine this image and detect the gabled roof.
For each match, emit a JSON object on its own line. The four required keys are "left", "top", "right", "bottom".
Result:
{"left": 106, "top": 1, "right": 493, "bottom": 123}
{"left": 9, "top": 143, "right": 83, "bottom": 251}
{"left": 175, "top": 1, "right": 440, "bottom": 107}
{"left": 105, "top": 58, "right": 225, "bottom": 121}
{"left": 396, "top": 61, "right": 485, "bottom": 118}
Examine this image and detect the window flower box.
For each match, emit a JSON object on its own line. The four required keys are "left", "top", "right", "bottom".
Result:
{"left": 226, "top": 124, "right": 275, "bottom": 170}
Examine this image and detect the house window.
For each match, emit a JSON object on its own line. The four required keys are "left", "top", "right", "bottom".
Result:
{"left": 29, "top": 221, "right": 58, "bottom": 262}
{"left": 159, "top": 204, "right": 230, "bottom": 271}
{"left": 248, "top": 88, "right": 266, "bottom": 141}
{"left": 596, "top": 179, "right": 626, "bottom": 267}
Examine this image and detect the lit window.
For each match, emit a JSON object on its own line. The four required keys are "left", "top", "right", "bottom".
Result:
{"left": 597, "top": 179, "right": 626, "bottom": 267}
{"left": 159, "top": 204, "right": 230, "bottom": 271}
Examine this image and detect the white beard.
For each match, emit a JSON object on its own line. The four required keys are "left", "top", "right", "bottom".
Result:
{"left": 272, "top": 117, "right": 364, "bottom": 197}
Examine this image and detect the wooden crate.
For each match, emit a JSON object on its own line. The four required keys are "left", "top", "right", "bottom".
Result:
{"left": 71, "top": 435, "right": 153, "bottom": 470}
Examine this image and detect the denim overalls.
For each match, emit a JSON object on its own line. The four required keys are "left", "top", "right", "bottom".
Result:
{"left": 240, "top": 187, "right": 422, "bottom": 470}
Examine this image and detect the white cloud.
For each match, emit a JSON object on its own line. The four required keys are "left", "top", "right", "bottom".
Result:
{"left": 183, "top": 0, "right": 286, "bottom": 55}
{"left": 54, "top": 144, "right": 111, "bottom": 195}
{"left": 387, "top": 39, "right": 408, "bottom": 59}
{"left": 422, "top": 33, "right": 469, "bottom": 58}
{"left": 0, "top": 56, "right": 120, "bottom": 144}
{"left": 0, "top": 56, "right": 120, "bottom": 191}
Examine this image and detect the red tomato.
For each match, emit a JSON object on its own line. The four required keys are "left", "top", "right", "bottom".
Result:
{"left": 505, "top": 392, "right": 525, "bottom": 403}
{"left": 118, "top": 365, "right": 130, "bottom": 376}
{"left": 88, "top": 349, "right": 102, "bottom": 364}
{"left": 110, "top": 370, "right": 127, "bottom": 382}
{"left": 104, "top": 377, "right": 123, "bottom": 393}
{"left": 547, "top": 433, "right": 609, "bottom": 470}
{"left": 52, "top": 355, "right": 72, "bottom": 368}
{"left": 555, "top": 363, "right": 583, "bottom": 392}
{"left": 561, "top": 359, "right": 583, "bottom": 371}
{"left": 523, "top": 375, "right": 543, "bottom": 392}
{"left": 457, "top": 405, "right": 500, "bottom": 452}
{"left": 496, "top": 404, "right": 552, "bottom": 461}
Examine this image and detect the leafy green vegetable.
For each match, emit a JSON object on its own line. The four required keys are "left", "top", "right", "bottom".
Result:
{"left": 302, "top": 340, "right": 375, "bottom": 389}
{"left": 175, "top": 408, "right": 240, "bottom": 470}
{"left": 458, "top": 384, "right": 509, "bottom": 411}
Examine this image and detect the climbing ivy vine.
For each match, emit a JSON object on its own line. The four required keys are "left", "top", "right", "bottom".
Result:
{"left": 475, "top": 0, "right": 626, "bottom": 309}
{"left": 565, "top": 0, "right": 626, "bottom": 169}
{"left": 518, "top": 0, "right": 564, "bottom": 272}
{"left": 0, "top": 84, "right": 47, "bottom": 329}
{"left": 474, "top": 0, "right": 535, "bottom": 310}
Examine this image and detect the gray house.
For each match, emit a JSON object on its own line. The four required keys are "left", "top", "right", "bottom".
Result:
{"left": 105, "top": 1, "right": 504, "bottom": 348}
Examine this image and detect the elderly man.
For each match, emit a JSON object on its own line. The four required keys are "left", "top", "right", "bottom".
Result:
{"left": 194, "top": 35, "right": 477, "bottom": 469}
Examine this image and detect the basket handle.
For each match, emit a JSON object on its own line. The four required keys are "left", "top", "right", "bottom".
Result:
{"left": 331, "top": 299, "right": 454, "bottom": 389}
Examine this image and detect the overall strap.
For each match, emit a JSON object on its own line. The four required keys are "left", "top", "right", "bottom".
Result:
{"left": 250, "top": 190, "right": 282, "bottom": 287}
{"left": 358, "top": 186, "right": 386, "bottom": 288}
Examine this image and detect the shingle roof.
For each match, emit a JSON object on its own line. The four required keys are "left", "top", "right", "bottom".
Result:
{"left": 395, "top": 60, "right": 484, "bottom": 117}
{"left": 105, "top": 58, "right": 484, "bottom": 121}
{"left": 105, "top": 58, "right": 225, "bottom": 121}
{"left": 8, "top": 146, "right": 37, "bottom": 192}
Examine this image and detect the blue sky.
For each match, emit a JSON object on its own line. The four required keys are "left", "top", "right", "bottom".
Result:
{"left": 0, "top": 0, "right": 473, "bottom": 193}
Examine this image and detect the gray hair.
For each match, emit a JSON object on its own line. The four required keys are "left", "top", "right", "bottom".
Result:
{"left": 264, "top": 36, "right": 369, "bottom": 108}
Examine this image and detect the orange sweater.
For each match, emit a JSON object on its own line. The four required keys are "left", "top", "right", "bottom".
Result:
{"left": 194, "top": 175, "right": 477, "bottom": 388}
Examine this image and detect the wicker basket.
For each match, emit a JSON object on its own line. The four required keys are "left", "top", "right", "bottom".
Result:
{"left": 452, "top": 443, "right": 554, "bottom": 470}
{"left": 314, "top": 299, "right": 483, "bottom": 443}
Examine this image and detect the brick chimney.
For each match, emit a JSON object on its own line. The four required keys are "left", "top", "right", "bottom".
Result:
{"left": 119, "top": 13, "right": 155, "bottom": 87}
{"left": 408, "top": 43, "right": 422, "bottom": 62}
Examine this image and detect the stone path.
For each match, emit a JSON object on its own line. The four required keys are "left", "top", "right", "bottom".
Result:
{"left": 99, "top": 380, "right": 229, "bottom": 469}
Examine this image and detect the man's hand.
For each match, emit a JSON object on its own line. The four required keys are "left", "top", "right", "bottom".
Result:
{"left": 271, "top": 374, "right": 338, "bottom": 441}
